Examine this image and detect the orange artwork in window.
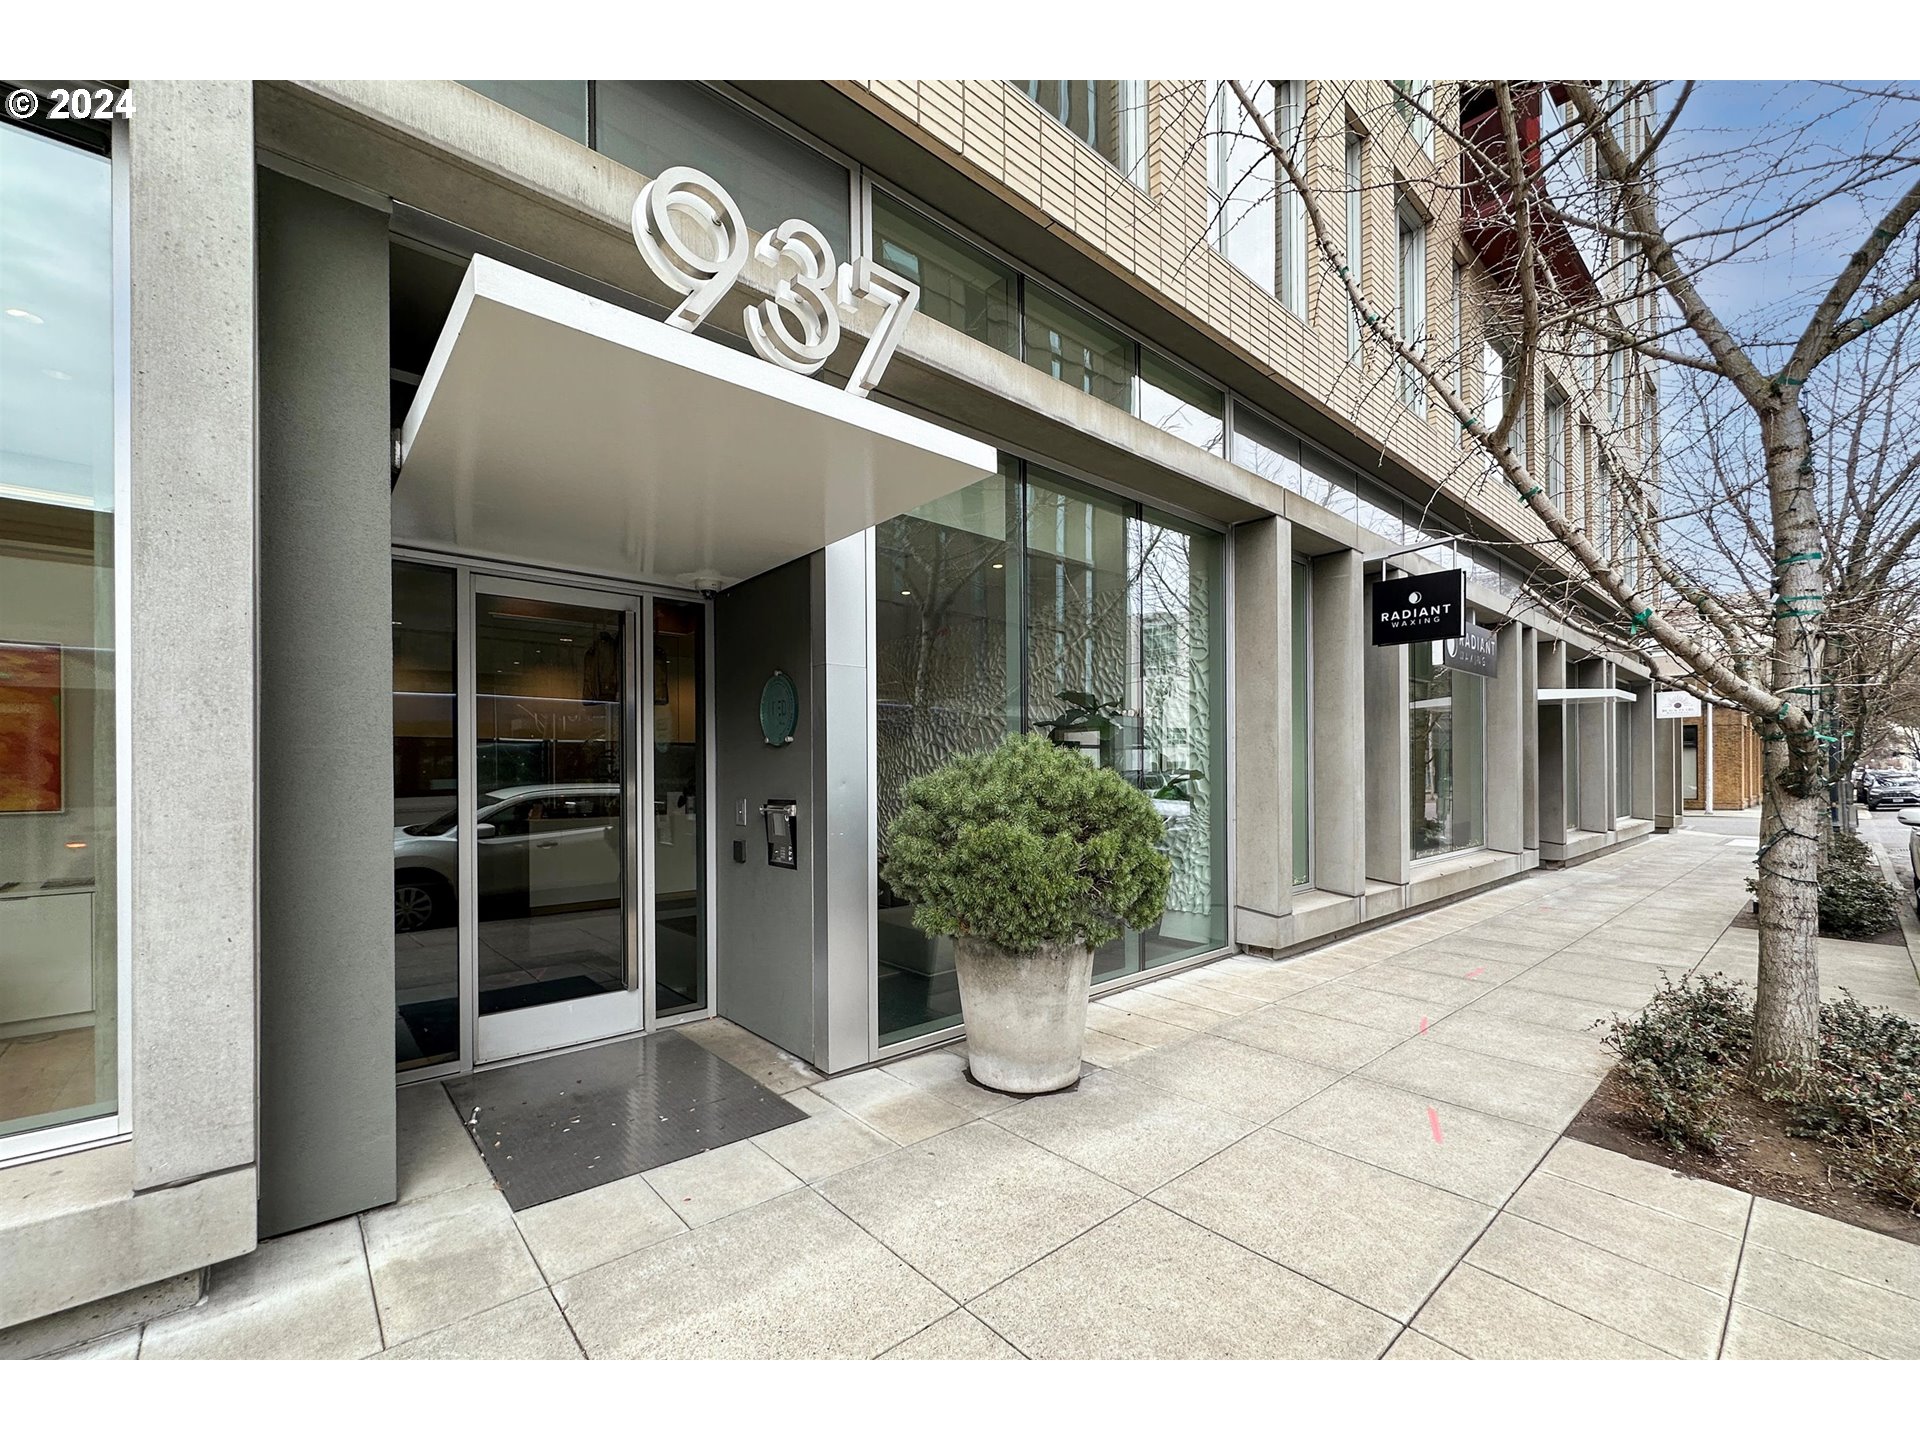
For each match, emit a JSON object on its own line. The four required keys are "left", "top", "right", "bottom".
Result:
{"left": 0, "top": 643, "right": 63, "bottom": 813}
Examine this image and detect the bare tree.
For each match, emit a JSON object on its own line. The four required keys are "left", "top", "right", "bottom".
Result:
{"left": 1212, "top": 78, "right": 1920, "bottom": 1074}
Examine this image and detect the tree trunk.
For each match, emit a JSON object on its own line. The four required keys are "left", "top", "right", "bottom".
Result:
{"left": 1749, "top": 400, "right": 1825, "bottom": 1078}
{"left": 1751, "top": 756, "right": 1823, "bottom": 1075}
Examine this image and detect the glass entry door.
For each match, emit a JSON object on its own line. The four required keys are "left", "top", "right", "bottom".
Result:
{"left": 471, "top": 579, "right": 641, "bottom": 1061}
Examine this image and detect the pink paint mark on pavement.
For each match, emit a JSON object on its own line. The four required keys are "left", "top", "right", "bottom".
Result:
{"left": 1464, "top": 966, "right": 1486, "bottom": 980}
{"left": 1427, "top": 1107, "right": 1444, "bottom": 1144}
{"left": 1418, "top": 1015, "right": 1429, "bottom": 1034}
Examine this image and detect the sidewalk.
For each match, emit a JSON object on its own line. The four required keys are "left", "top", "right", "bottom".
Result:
{"left": 41, "top": 831, "right": 1920, "bottom": 1360}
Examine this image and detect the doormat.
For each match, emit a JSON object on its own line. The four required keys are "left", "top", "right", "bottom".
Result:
{"left": 444, "top": 1030, "right": 808, "bottom": 1210}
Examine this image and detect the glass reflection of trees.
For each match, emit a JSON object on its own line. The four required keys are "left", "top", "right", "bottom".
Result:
{"left": 875, "top": 459, "right": 1226, "bottom": 1046}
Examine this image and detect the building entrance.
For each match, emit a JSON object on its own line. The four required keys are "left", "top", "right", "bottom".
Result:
{"left": 392, "top": 564, "right": 711, "bottom": 1072}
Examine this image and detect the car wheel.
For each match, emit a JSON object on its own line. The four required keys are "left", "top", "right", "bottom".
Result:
{"left": 394, "top": 879, "right": 442, "bottom": 933}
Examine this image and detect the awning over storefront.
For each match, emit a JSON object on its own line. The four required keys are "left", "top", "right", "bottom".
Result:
{"left": 393, "top": 256, "right": 997, "bottom": 588}
{"left": 1537, "top": 688, "right": 1637, "bottom": 702}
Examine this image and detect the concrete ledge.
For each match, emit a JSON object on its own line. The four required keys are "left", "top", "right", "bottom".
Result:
{"left": 1616, "top": 818, "right": 1656, "bottom": 843}
{"left": 1542, "top": 828, "right": 1617, "bottom": 867}
{"left": 0, "top": 1143, "right": 255, "bottom": 1330}
{"left": 1407, "top": 849, "right": 1531, "bottom": 909}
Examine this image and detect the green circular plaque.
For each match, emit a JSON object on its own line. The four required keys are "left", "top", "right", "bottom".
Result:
{"left": 759, "top": 670, "right": 798, "bottom": 747}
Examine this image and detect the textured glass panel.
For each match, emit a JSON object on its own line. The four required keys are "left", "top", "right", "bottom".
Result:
{"left": 1138, "top": 349, "right": 1225, "bottom": 455}
{"left": 1137, "top": 509, "right": 1227, "bottom": 968}
{"left": 875, "top": 465, "right": 1020, "bottom": 1047}
{"left": 460, "top": 81, "right": 589, "bottom": 145}
{"left": 1292, "top": 561, "right": 1312, "bottom": 886}
{"left": 596, "top": 81, "right": 851, "bottom": 256}
{"left": 872, "top": 190, "right": 1017, "bottom": 356}
{"left": 1023, "top": 284, "right": 1134, "bottom": 411}
{"left": 1026, "top": 468, "right": 1140, "bottom": 983}
{"left": 392, "top": 562, "right": 461, "bottom": 1069}
{"left": 0, "top": 122, "right": 117, "bottom": 1139}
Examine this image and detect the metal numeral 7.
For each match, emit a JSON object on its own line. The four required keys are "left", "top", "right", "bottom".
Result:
{"left": 836, "top": 259, "right": 921, "bottom": 397}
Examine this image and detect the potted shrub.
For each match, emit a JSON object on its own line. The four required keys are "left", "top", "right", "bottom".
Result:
{"left": 882, "top": 733, "right": 1171, "bottom": 1093}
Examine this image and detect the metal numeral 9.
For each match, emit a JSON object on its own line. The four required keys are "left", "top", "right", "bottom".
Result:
{"left": 632, "top": 165, "right": 750, "bottom": 333}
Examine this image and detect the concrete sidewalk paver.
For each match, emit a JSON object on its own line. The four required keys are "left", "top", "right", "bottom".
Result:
{"left": 370, "top": 1290, "right": 582, "bottom": 1361}
{"left": 1731, "top": 1244, "right": 1920, "bottom": 1359}
{"left": 1458, "top": 1217, "right": 1728, "bottom": 1359}
{"left": 553, "top": 1188, "right": 950, "bottom": 1359}
{"left": 1116, "top": 1031, "right": 1345, "bottom": 1122}
{"left": 139, "top": 1218, "right": 382, "bottom": 1361}
{"left": 89, "top": 830, "right": 1920, "bottom": 1361}
{"left": 360, "top": 1183, "right": 546, "bottom": 1348}
{"left": 1356, "top": 1039, "right": 1596, "bottom": 1131}
{"left": 1274, "top": 1074, "right": 1558, "bottom": 1206}
{"left": 1504, "top": 1171, "right": 1744, "bottom": 1291}
{"left": 990, "top": 1067, "right": 1253, "bottom": 1194}
{"left": 1411, "top": 1264, "right": 1671, "bottom": 1360}
{"left": 1151, "top": 1128, "right": 1493, "bottom": 1321}
{"left": 511, "top": 1171, "right": 686, "bottom": 1281}
{"left": 1719, "top": 1303, "right": 1876, "bottom": 1360}
{"left": 813, "top": 1119, "right": 1133, "bottom": 1301}
{"left": 971, "top": 1201, "right": 1399, "bottom": 1359}
{"left": 879, "top": 1308, "right": 1024, "bottom": 1360}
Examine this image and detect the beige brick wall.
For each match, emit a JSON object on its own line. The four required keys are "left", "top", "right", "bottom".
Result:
{"left": 846, "top": 81, "right": 1648, "bottom": 574}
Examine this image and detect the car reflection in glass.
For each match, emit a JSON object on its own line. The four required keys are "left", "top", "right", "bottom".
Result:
{"left": 393, "top": 783, "right": 620, "bottom": 932}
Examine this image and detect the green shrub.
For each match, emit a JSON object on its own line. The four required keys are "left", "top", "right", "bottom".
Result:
{"left": 1783, "top": 993, "right": 1920, "bottom": 1211}
{"left": 881, "top": 733, "right": 1172, "bottom": 953}
{"left": 1818, "top": 834, "right": 1900, "bottom": 938}
{"left": 1599, "top": 973, "right": 1753, "bottom": 1152}
{"left": 1743, "top": 832, "right": 1900, "bottom": 939}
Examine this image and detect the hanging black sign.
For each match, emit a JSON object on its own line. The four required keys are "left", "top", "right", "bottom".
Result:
{"left": 1439, "top": 619, "right": 1499, "bottom": 677}
{"left": 1372, "top": 569, "right": 1465, "bottom": 646}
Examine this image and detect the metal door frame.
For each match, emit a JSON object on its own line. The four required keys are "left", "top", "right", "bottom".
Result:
{"left": 392, "top": 549, "right": 716, "bottom": 1083}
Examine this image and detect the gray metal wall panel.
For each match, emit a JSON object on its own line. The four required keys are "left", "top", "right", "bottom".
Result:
{"left": 255, "top": 168, "right": 396, "bottom": 1235}
{"left": 816, "top": 536, "right": 875, "bottom": 1073}
{"left": 715, "top": 558, "right": 818, "bottom": 1061}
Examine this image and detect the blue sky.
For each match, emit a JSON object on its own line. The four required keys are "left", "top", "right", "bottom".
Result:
{"left": 1655, "top": 81, "right": 1919, "bottom": 360}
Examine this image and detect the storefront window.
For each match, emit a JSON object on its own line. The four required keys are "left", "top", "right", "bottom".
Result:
{"left": 1137, "top": 350, "right": 1226, "bottom": 456}
{"left": 1136, "top": 508, "right": 1228, "bottom": 967}
{"left": 875, "top": 459, "right": 1229, "bottom": 1046}
{"left": 1292, "top": 560, "right": 1312, "bottom": 886}
{"left": 460, "top": 81, "right": 589, "bottom": 146}
{"left": 1409, "top": 640, "right": 1486, "bottom": 859}
{"left": 392, "top": 561, "right": 461, "bottom": 1069}
{"left": 875, "top": 466, "right": 1022, "bottom": 1046}
{"left": 872, "top": 190, "right": 1018, "bottom": 357}
{"left": 0, "top": 116, "right": 118, "bottom": 1140}
{"left": 596, "top": 81, "right": 851, "bottom": 257}
{"left": 1023, "top": 284, "right": 1134, "bottom": 412}
{"left": 1616, "top": 702, "right": 1634, "bottom": 818}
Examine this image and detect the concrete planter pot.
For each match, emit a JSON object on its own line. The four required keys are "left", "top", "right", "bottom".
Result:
{"left": 952, "top": 935, "right": 1095, "bottom": 1095}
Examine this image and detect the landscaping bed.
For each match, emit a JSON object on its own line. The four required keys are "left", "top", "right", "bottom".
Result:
{"left": 1731, "top": 830, "right": 1906, "bottom": 946}
{"left": 1569, "top": 972, "right": 1920, "bottom": 1246}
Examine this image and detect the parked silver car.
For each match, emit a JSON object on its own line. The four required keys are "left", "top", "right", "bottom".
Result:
{"left": 393, "top": 782, "right": 620, "bottom": 932}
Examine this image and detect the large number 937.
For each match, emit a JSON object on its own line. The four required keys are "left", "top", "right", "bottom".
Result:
{"left": 631, "top": 165, "right": 920, "bottom": 397}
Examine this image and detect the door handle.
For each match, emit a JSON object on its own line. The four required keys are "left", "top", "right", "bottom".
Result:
{"left": 536, "top": 840, "right": 559, "bottom": 849}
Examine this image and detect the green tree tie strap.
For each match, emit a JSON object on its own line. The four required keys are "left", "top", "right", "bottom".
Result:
{"left": 1774, "top": 551, "right": 1822, "bottom": 566}
{"left": 1628, "top": 608, "right": 1653, "bottom": 635}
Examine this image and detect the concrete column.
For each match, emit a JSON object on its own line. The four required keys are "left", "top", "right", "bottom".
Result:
{"left": 1655, "top": 714, "right": 1681, "bottom": 830}
{"left": 255, "top": 166, "right": 396, "bottom": 1236}
{"left": 1315, "top": 553, "right": 1368, "bottom": 895}
{"left": 1230, "top": 517, "right": 1292, "bottom": 947}
{"left": 1485, "top": 621, "right": 1527, "bottom": 855}
{"left": 1362, "top": 571, "right": 1409, "bottom": 888}
{"left": 1630, "top": 682, "right": 1657, "bottom": 819}
{"left": 1576, "top": 663, "right": 1611, "bottom": 834}
{"left": 1521, "top": 629, "right": 1540, "bottom": 852}
{"left": 128, "top": 81, "right": 259, "bottom": 1191}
